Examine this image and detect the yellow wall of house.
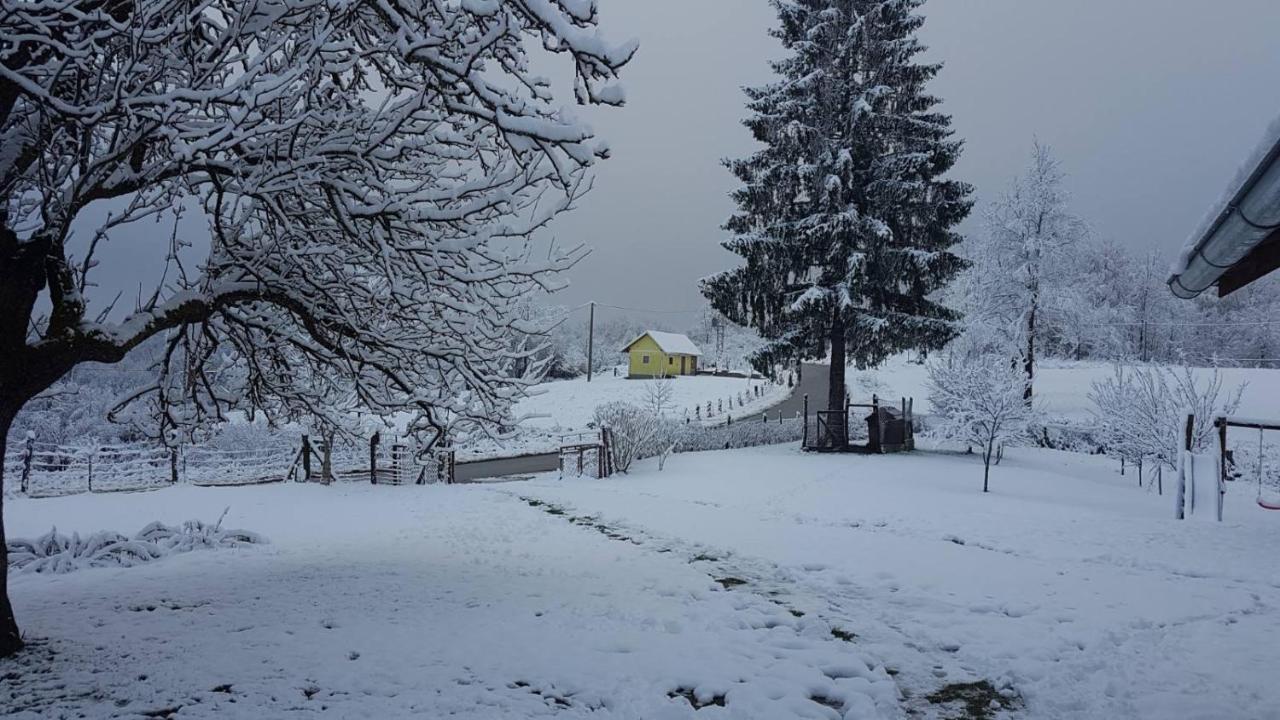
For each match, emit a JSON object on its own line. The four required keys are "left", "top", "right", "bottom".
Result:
{"left": 625, "top": 335, "right": 696, "bottom": 377}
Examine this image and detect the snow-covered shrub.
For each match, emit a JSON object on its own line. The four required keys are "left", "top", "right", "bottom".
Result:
{"left": 593, "top": 402, "right": 665, "bottom": 474}
{"left": 675, "top": 417, "right": 803, "bottom": 454}
{"left": 1090, "top": 365, "right": 1244, "bottom": 480}
{"left": 927, "top": 354, "right": 1034, "bottom": 492}
{"left": 8, "top": 518, "right": 268, "bottom": 575}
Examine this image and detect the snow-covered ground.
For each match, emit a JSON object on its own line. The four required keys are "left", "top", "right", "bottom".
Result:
{"left": 514, "top": 368, "right": 788, "bottom": 431}
{"left": 518, "top": 445, "right": 1280, "bottom": 719}
{"left": 7, "top": 443, "right": 1279, "bottom": 718}
{"left": 848, "top": 356, "right": 1280, "bottom": 422}
{"left": 5, "top": 479, "right": 892, "bottom": 719}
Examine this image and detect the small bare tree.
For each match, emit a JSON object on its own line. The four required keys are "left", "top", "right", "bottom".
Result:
{"left": 1090, "top": 365, "right": 1244, "bottom": 483}
{"left": 928, "top": 353, "right": 1034, "bottom": 493}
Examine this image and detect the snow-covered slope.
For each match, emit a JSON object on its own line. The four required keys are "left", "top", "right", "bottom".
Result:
{"left": 514, "top": 368, "right": 789, "bottom": 431}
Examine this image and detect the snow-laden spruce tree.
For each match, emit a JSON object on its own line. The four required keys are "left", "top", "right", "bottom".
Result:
{"left": 702, "top": 0, "right": 973, "bottom": 434}
{"left": 0, "top": 0, "right": 634, "bottom": 657}
{"left": 927, "top": 332, "right": 1034, "bottom": 493}
{"left": 963, "top": 143, "right": 1088, "bottom": 402}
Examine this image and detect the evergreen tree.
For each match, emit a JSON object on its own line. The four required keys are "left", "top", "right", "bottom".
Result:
{"left": 702, "top": 0, "right": 972, "bottom": 436}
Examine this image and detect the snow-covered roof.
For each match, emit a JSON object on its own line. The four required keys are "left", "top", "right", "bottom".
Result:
{"left": 1170, "top": 113, "right": 1280, "bottom": 298}
{"left": 620, "top": 331, "right": 702, "bottom": 356}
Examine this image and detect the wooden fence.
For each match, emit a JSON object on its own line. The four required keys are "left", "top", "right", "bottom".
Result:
{"left": 4, "top": 433, "right": 456, "bottom": 497}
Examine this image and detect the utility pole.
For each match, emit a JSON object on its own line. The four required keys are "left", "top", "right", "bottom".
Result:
{"left": 586, "top": 301, "right": 595, "bottom": 382}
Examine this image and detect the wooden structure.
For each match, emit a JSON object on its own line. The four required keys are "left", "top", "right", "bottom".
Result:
{"left": 559, "top": 429, "right": 614, "bottom": 479}
{"left": 1215, "top": 415, "right": 1280, "bottom": 512}
{"left": 802, "top": 394, "right": 915, "bottom": 454}
{"left": 620, "top": 331, "right": 702, "bottom": 379}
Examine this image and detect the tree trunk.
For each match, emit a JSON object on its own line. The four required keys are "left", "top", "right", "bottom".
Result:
{"left": 321, "top": 431, "right": 334, "bottom": 485}
{"left": 827, "top": 307, "right": 847, "bottom": 446}
{"left": 1024, "top": 303, "right": 1036, "bottom": 404}
{"left": 0, "top": 410, "right": 25, "bottom": 657}
{"left": 982, "top": 440, "right": 993, "bottom": 493}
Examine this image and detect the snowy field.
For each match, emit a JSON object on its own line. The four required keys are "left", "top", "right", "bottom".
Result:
{"left": 6, "top": 444, "right": 1279, "bottom": 719}
{"left": 514, "top": 368, "right": 788, "bottom": 431}
{"left": 848, "top": 357, "right": 1280, "bottom": 422}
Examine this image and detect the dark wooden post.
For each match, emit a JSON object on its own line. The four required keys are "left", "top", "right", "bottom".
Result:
{"left": 370, "top": 432, "right": 380, "bottom": 484}
{"left": 802, "top": 394, "right": 809, "bottom": 447}
{"left": 870, "top": 395, "right": 881, "bottom": 453}
{"left": 301, "top": 435, "right": 312, "bottom": 481}
{"left": 1217, "top": 417, "right": 1228, "bottom": 489}
{"left": 170, "top": 447, "right": 179, "bottom": 485}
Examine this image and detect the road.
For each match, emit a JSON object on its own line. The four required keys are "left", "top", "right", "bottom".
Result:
{"left": 454, "top": 452, "right": 559, "bottom": 483}
{"left": 454, "top": 365, "right": 832, "bottom": 483}
{"left": 770, "top": 363, "right": 831, "bottom": 419}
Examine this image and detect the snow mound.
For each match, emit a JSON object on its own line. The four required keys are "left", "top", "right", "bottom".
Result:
{"left": 8, "top": 518, "right": 268, "bottom": 574}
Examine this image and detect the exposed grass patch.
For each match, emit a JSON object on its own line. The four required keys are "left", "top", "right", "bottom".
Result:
{"left": 831, "top": 627, "right": 857, "bottom": 642}
{"left": 668, "top": 687, "right": 727, "bottom": 710}
{"left": 926, "top": 680, "right": 1020, "bottom": 720}
{"left": 810, "top": 693, "right": 843, "bottom": 711}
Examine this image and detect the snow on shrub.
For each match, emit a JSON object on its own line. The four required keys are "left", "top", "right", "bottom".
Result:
{"left": 1090, "top": 364, "right": 1244, "bottom": 478}
{"left": 7, "top": 516, "right": 268, "bottom": 575}
{"left": 593, "top": 401, "right": 667, "bottom": 474}
{"left": 927, "top": 352, "right": 1035, "bottom": 493}
{"left": 674, "top": 417, "right": 803, "bottom": 454}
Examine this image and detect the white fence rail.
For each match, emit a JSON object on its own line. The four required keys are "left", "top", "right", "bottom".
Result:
{"left": 5, "top": 439, "right": 301, "bottom": 497}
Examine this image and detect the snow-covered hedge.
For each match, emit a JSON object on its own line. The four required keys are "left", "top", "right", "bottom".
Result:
{"left": 674, "top": 417, "right": 804, "bottom": 454}
{"left": 7, "top": 519, "right": 268, "bottom": 575}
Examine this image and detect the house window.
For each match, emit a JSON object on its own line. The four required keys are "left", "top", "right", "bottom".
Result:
{"left": 642, "top": 354, "right": 650, "bottom": 364}
{"left": 669, "top": 357, "right": 675, "bottom": 365}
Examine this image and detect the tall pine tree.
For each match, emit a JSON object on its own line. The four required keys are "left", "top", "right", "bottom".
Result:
{"left": 703, "top": 0, "right": 972, "bottom": 438}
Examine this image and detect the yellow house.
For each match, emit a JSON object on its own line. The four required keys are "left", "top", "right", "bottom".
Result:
{"left": 621, "top": 331, "right": 702, "bottom": 378}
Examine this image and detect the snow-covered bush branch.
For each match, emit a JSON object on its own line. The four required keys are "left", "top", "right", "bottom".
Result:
{"left": 8, "top": 518, "right": 267, "bottom": 575}
{"left": 1090, "top": 365, "right": 1244, "bottom": 478}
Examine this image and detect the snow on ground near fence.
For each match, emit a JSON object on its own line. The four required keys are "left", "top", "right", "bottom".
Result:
{"left": 519, "top": 444, "right": 1280, "bottom": 720}
{"left": 514, "top": 369, "right": 789, "bottom": 430}
{"left": 5, "top": 482, "right": 895, "bottom": 719}
{"left": 848, "top": 356, "right": 1280, "bottom": 421}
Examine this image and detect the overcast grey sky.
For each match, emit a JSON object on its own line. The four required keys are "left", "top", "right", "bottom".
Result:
{"left": 545, "top": 0, "right": 1280, "bottom": 319}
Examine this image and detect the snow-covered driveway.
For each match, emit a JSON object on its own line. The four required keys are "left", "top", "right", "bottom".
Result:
{"left": 518, "top": 445, "right": 1280, "bottom": 720}
{"left": 4, "top": 483, "right": 895, "bottom": 719}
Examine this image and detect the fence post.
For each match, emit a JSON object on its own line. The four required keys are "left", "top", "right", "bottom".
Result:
{"left": 170, "top": 447, "right": 179, "bottom": 485}
{"left": 302, "top": 435, "right": 312, "bottom": 481}
{"left": 87, "top": 448, "right": 94, "bottom": 493}
{"left": 20, "top": 432, "right": 35, "bottom": 494}
{"left": 370, "top": 432, "right": 380, "bottom": 484}
{"left": 802, "top": 394, "right": 809, "bottom": 447}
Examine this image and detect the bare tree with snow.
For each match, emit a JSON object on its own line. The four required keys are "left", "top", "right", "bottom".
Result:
{"left": 927, "top": 341, "right": 1034, "bottom": 493}
{"left": 0, "top": 0, "right": 634, "bottom": 657}
{"left": 1090, "top": 365, "right": 1244, "bottom": 483}
{"left": 967, "top": 143, "right": 1088, "bottom": 403}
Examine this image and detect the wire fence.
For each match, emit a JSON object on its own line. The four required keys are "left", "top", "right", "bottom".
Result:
{"left": 3, "top": 435, "right": 455, "bottom": 498}
{"left": 3, "top": 439, "right": 302, "bottom": 498}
